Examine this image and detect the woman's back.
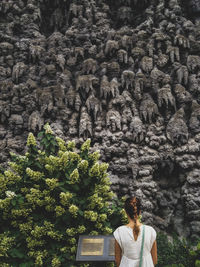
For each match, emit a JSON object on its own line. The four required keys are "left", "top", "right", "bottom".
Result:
{"left": 114, "top": 224, "right": 156, "bottom": 267}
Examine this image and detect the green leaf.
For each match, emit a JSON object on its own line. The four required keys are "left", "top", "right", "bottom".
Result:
{"left": 50, "top": 243, "right": 60, "bottom": 250}
{"left": 46, "top": 134, "right": 53, "bottom": 140}
{"left": 50, "top": 139, "right": 57, "bottom": 145}
{"left": 65, "top": 173, "right": 69, "bottom": 179}
{"left": 35, "top": 161, "right": 43, "bottom": 169}
{"left": 37, "top": 132, "right": 44, "bottom": 138}
{"left": 41, "top": 138, "right": 48, "bottom": 146}
{"left": 62, "top": 214, "right": 70, "bottom": 221}
{"left": 59, "top": 257, "right": 65, "bottom": 263}
{"left": 19, "top": 261, "right": 34, "bottom": 267}
{"left": 10, "top": 248, "right": 24, "bottom": 259}
{"left": 78, "top": 210, "right": 83, "bottom": 216}
{"left": 71, "top": 184, "right": 79, "bottom": 191}
{"left": 18, "top": 197, "right": 24, "bottom": 204}
{"left": 59, "top": 186, "right": 67, "bottom": 192}
{"left": 11, "top": 199, "right": 17, "bottom": 206}
{"left": 83, "top": 179, "right": 90, "bottom": 186}
{"left": 45, "top": 143, "right": 50, "bottom": 148}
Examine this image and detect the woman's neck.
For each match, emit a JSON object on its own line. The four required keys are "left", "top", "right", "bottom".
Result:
{"left": 126, "top": 219, "right": 142, "bottom": 227}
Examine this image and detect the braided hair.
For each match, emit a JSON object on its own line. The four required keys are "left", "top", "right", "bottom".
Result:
{"left": 124, "top": 196, "right": 141, "bottom": 241}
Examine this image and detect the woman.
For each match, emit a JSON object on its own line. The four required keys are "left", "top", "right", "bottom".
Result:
{"left": 113, "top": 196, "right": 157, "bottom": 267}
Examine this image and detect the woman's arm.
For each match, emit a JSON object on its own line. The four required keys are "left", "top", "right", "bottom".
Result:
{"left": 115, "top": 240, "right": 122, "bottom": 267}
{"left": 151, "top": 240, "right": 157, "bottom": 266}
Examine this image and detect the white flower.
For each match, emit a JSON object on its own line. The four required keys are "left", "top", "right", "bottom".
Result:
{"left": 5, "top": 191, "right": 16, "bottom": 198}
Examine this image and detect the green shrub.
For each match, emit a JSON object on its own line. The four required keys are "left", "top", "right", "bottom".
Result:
{"left": 0, "top": 123, "right": 121, "bottom": 267}
{"left": 190, "top": 241, "right": 200, "bottom": 267}
{"left": 157, "top": 232, "right": 200, "bottom": 267}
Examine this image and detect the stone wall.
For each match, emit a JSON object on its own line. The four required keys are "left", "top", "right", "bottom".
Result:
{"left": 0, "top": 0, "right": 200, "bottom": 239}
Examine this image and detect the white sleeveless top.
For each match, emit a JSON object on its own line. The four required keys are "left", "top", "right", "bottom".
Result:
{"left": 113, "top": 225, "right": 156, "bottom": 267}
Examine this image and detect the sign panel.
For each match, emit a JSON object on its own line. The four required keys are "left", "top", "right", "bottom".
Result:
{"left": 76, "top": 235, "right": 115, "bottom": 262}
{"left": 81, "top": 238, "right": 104, "bottom": 256}
{"left": 109, "top": 238, "right": 115, "bottom": 256}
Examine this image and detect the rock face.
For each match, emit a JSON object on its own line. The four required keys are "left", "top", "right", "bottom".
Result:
{"left": 0, "top": 0, "right": 200, "bottom": 239}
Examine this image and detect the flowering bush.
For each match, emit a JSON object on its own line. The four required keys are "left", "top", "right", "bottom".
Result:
{"left": 0, "top": 123, "right": 118, "bottom": 266}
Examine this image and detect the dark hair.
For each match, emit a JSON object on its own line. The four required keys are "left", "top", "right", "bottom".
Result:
{"left": 124, "top": 196, "right": 141, "bottom": 241}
